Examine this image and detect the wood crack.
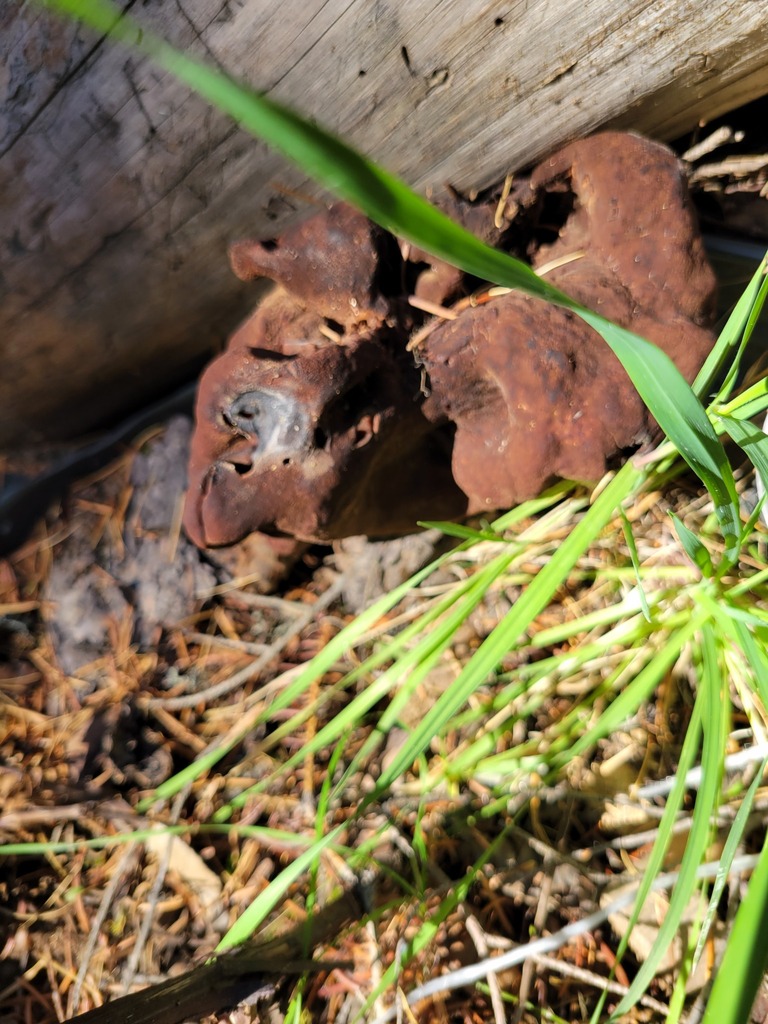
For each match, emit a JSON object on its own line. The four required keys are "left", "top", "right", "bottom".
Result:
{"left": 0, "top": 0, "right": 140, "bottom": 161}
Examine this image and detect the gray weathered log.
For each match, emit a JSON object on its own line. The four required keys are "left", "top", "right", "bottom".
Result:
{"left": 1, "top": 0, "right": 766, "bottom": 446}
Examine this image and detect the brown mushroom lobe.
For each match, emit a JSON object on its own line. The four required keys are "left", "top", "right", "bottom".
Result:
{"left": 184, "top": 132, "right": 716, "bottom": 547}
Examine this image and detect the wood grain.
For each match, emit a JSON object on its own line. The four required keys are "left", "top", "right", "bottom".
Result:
{"left": 1, "top": 0, "right": 766, "bottom": 445}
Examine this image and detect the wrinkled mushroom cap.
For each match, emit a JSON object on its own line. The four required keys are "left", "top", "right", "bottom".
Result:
{"left": 184, "top": 132, "right": 717, "bottom": 546}
{"left": 183, "top": 297, "right": 465, "bottom": 545}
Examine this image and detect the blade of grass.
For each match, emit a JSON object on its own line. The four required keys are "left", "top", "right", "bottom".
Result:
{"left": 143, "top": 489, "right": 574, "bottom": 815}
{"left": 714, "top": 376, "right": 768, "bottom": 420}
{"left": 417, "top": 520, "right": 508, "bottom": 543}
{"left": 610, "top": 621, "right": 727, "bottom": 1017}
{"left": 696, "top": 254, "right": 768, "bottom": 401}
{"left": 215, "top": 544, "right": 520, "bottom": 818}
{"left": 215, "top": 824, "right": 344, "bottom": 951}
{"left": 716, "top": 414, "right": 768, "bottom": 493}
{"left": 670, "top": 512, "right": 714, "bottom": 577}
{"left": 577, "top": 312, "right": 741, "bottom": 565}
{"left": 556, "top": 609, "right": 708, "bottom": 768}
{"left": 692, "top": 755, "right": 767, "bottom": 972}
{"left": 587, "top": 696, "right": 704, "bottom": 1024}
{"left": 363, "top": 462, "right": 645, "bottom": 801}
{"left": 739, "top": 492, "right": 767, "bottom": 548}
{"left": 701, "top": 827, "right": 768, "bottom": 1024}
{"left": 0, "top": 823, "right": 326, "bottom": 857}
{"left": 619, "top": 507, "right": 652, "bottom": 622}
{"left": 138, "top": 549, "right": 464, "bottom": 812}
{"left": 530, "top": 587, "right": 665, "bottom": 648}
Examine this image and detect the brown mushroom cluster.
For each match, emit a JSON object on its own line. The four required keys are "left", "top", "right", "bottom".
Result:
{"left": 183, "top": 132, "right": 717, "bottom": 548}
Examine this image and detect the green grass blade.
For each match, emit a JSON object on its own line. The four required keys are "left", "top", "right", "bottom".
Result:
{"left": 365, "top": 462, "right": 644, "bottom": 799}
{"left": 215, "top": 824, "right": 344, "bottom": 951}
{"left": 715, "top": 377, "right": 768, "bottom": 420}
{"left": 702, "top": 828, "right": 768, "bottom": 1024}
{"left": 611, "top": 622, "right": 726, "bottom": 1016}
{"left": 670, "top": 512, "right": 714, "bottom": 577}
{"left": 529, "top": 590, "right": 662, "bottom": 648}
{"left": 561, "top": 611, "right": 707, "bottom": 765}
{"left": 692, "top": 756, "right": 767, "bottom": 971}
{"left": 589, "top": 697, "right": 705, "bottom": 1024}
{"left": 619, "top": 508, "right": 651, "bottom": 621}
{"left": 417, "top": 520, "right": 508, "bottom": 543}
{"left": 0, "top": 823, "right": 322, "bottom": 857}
{"left": 138, "top": 551, "right": 458, "bottom": 812}
{"left": 739, "top": 494, "right": 766, "bottom": 547}
{"left": 717, "top": 414, "right": 768, "bottom": 492}
{"left": 491, "top": 481, "right": 580, "bottom": 529}
{"left": 695, "top": 254, "right": 768, "bottom": 401}
{"left": 577, "top": 312, "right": 741, "bottom": 565}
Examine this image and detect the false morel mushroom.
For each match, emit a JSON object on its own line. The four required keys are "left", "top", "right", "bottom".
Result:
{"left": 184, "top": 132, "right": 717, "bottom": 547}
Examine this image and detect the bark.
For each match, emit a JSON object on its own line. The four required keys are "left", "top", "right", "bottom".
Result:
{"left": 65, "top": 886, "right": 365, "bottom": 1024}
{"left": 1, "top": 0, "right": 766, "bottom": 446}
